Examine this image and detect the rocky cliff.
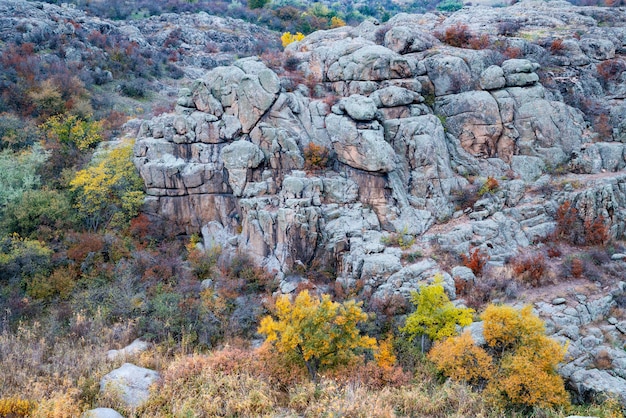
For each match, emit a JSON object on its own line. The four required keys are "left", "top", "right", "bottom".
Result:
{"left": 133, "top": 0, "right": 626, "bottom": 403}
{"left": 135, "top": 0, "right": 625, "bottom": 278}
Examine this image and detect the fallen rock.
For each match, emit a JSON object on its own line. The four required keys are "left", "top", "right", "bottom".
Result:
{"left": 100, "top": 363, "right": 160, "bottom": 409}
{"left": 106, "top": 339, "right": 150, "bottom": 362}
{"left": 569, "top": 368, "right": 626, "bottom": 406}
{"left": 81, "top": 408, "right": 124, "bottom": 418}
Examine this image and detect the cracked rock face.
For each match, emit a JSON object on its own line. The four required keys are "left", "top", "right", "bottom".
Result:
{"left": 135, "top": 1, "right": 626, "bottom": 280}
{"left": 129, "top": 1, "right": 626, "bottom": 404}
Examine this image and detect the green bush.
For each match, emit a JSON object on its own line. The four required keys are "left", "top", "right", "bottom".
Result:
{"left": 1, "top": 189, "right": 75, "bottom": 238}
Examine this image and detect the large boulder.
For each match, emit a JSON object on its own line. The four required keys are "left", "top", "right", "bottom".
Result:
{"left": 326, "top": 114, "right": 396, "bottom": 172}
{"left": 100, "top": 363, "right": 160, "bottom": 409}
{"left": 326, "top": 44, "right": 413, "bottom": 82}
{"left": 569, "top": 369, "right": 626, "bottom": 406}
{"left": 106, "top": 339, "right": 150, "bottom": 362}
{"left": 424, "top": 55, "right": 473, "bottom": 96}
{"left": 435, "top": 91, "right": 503, "bottom": 158}
{"left": 81, "top": 409, "right": 124, "bottom": 418}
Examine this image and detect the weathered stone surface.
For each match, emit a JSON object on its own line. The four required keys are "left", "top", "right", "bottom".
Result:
{"left": 480, "top": 65, "right": 505, "bottom": 90}
{"left": 383, "top": 26, "right": 436, "bottom": 54}
{"left": 106, "top": 339, "right": 150, "bottom": 362}
{"left": 569, "top": 369, "right": 626, "bottom": 405}
{"left": 341, "top": 94, "right": 378, "bottom": 121}
{"left": 326, "top": 114, "right": 396, "bottom": 172}
{"left": 580, "top": 38, "right": 615, "bottom": 60}
{"left": 371, "top": 86, "right": 418, "bottom": 107}
{"left": 100, "top": 363, "right": 160, "bottom": 409}
{"left": 424, "top": 55, "right": 472, "bottom": 96}
{"left": 436, "top": 91, "right": 502, "bottom": 158}
{"left": 81, "top": 408, "right": 124, "bottom": 418}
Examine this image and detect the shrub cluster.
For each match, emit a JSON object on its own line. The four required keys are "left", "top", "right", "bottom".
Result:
{"left": 429, "top": 305, "right": 570, "bottom": 410}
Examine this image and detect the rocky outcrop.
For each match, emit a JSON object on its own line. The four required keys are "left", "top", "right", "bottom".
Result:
{"left": 135, "top": 0, "right": 626, "bottom": 284}
{"left": 128, "top": 0, "right": 626, "bottom": 406}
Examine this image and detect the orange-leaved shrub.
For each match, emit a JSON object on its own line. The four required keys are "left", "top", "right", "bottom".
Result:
{"left": 461, "top": 247, "right": 489, "bottom": 276}
{"left": 303, "top": 142, "right": 330, "bottom": 171}
{"left": 428, "top": 304, "right": 569, "bottom": 411}
{"left": 510, "top": 251, "right": 547, "bottom": 287}
{"left": 428, "top": 332, "right": 493, "bottom": 386}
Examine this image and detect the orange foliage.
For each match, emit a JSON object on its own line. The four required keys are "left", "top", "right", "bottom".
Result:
{"left": 441, "top": 23, "right": 472, "bottom": 47}
{"left": 461, "top": 247, "right": 489, "bottom": 276}
{"left": 511, "top": 251, "right": 547, "bottom": 287}
{"left": 428, "top": 332, "right": 494, "bottom": 385}
{"left": 584, "top": 214, "right": 609, "bottom": 246}
{"left": 550, "top": 39, "right": 565, "bottom": 54}
{"left": 303, "top": 142, "right": 330, "bottom": 170}
{"left": 66, "top": 232, "right": 104, "bottom": 262}
{"left": 571, "top": 258, "right": 584, "bottom": 278}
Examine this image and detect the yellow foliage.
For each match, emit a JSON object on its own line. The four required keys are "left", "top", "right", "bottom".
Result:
{"left": 400, "top": 275, "right": 474, "bottom": 343}
{"left": 431, "top": 304, "right": 570, "bottom": 410}
{"left": 482, "top": 304, "right": 545, "bottom": 352}
{"left": 330, "top": 16, "right": 346, "bottom": 28}
{"left": 374, "top": 334, "right": 397, "bottom": 369}
{"left": 281, "top": 32, "right": 306, "bottom": 48}
{"left": 69, "top": 141, "right": 144, "bottom": 230}
{"left": 428, "top": 331, "right": 493, "bottom": 385}
{"left": 40, "top": 113, "right": 102, "bottom": 151}
{"left": 258, "top": 290, "right": 376, "bottom": 381}
{"left": 30, "top": 390, "right": 83, "bottom": 418}
{"left": 0, "top": 397, "right": 36, "bottom": 417}
{"left": 485, "top": 348, "right": 569, "bottom": 409}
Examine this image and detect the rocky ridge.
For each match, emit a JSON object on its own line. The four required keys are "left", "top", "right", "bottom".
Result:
{"left": 133, "top": 0, "right": 626, "bottom": 404}
{"left": 0, "top": 0, "right": 279, "bottom": 83}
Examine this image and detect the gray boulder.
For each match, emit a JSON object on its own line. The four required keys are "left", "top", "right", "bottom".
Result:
{"left": 106, "top": 339, "right": 150, "bottom": 362}
{"left": 81, "top": 408, "right": 124, "bottom": 418}
{"left": 341, "top": 94, "right": 378, "bottom": 120}
{"left": 580, "top": 38, "right": 615, "bottom": 60}
{"left": 436, "top": 91, "right": 503, "bottom": 158}
{"left": 370, "top": 86, "right": 418, "bottom": 107}
{"left": 424, "top": 55, "right": 472, "bottom": 96}
{"left": 100, "top": 363, "right": 160, "bottom": 409}
{"left": 384, "top": 26, "right": 436, "bottom": 54}
{"left": 326, "top": 114, "right": 396, "bottom": 172}
{"left": 479, "top": 65, "right": 506, "bottom": 90}
{"left": 569, "top": 369, "right": 626, "bottom": 406}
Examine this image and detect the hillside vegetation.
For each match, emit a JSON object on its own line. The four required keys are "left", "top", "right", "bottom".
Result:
{"left": 1, "top": 0, "right": 626, "bottom": 416}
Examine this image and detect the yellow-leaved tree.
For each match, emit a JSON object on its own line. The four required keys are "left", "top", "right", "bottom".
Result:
{"left": 400, "top": 275, "right": 474, "bottom": 351}
{"left": 70, "top": 141, "right": 144, "bottom": 231}
{"left": 281, "top": 32, "right": 305, "bottom": 48}
{"left": 258, "top": 290, "right": 376, "bottom": 382}
{"left": 40, "top": 113, "right": 102, "bottom": 151}
{"left": 482, "top": 304, "right": 569, "bottom": 409}
{"left": 428, "top": 304, "right": 569, "bottom": 411}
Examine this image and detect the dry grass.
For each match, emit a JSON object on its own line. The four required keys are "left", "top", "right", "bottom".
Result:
{"left": 0, "top": 311, "right": 134, "bottom": 417}
{"left": 0, "top": 313, "right": 623, "bottom": 418}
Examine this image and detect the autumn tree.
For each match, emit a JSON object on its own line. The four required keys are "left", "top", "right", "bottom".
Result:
{"left": 400, "top": 275, "right": 474, "bottom": 351}
{"left": 428, "top": 304, "right": 569, "bottom": 411}
{"left": 40, "top": 113, "right": 103, "bottom": 152}
{"left": 481, "top": 304, "right": 569, "bottom": 409}
{"left": 69, "top": 140, "right": 144, "bottom": 231}
{"left": 258, "top": 290, "right": 376, "bottom": 382}
{"left": 428, "top": 331, "right": 493, "bottom": 386}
